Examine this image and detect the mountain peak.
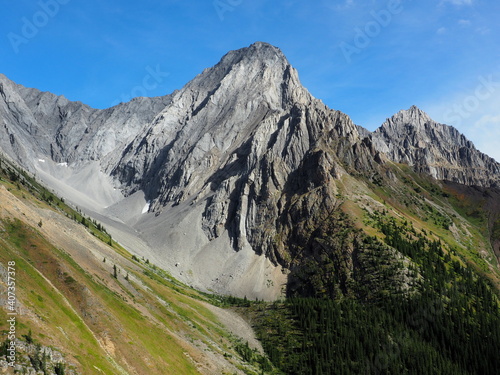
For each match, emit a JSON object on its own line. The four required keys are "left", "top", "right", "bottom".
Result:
{"left": 172, "top": 41, "right": 307, "bottom": 120}
{"left": 248, "top": 41, "right": 282, "bottom": 52}
{"left": 388, "top": 105, "right": 433, "bottom": 128}
{"left": 238, "top": 41, "right": 285, "bottom": 59}
{"left": 406, "top": 104, "right": 429, "bottom": 116}
{"left": 247, "top": 41, "right": 285, "bottom": 59}
{"left": 215, "top": 42, "right": 289, "bottom": 73}
{"left": 372, "top": 106, "right": 500, "bottom": 187}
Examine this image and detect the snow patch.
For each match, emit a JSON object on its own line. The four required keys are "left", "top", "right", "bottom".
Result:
{"left": 38, "top": 159, "right": 46, "bottom": 163}
{"left": 142, "top": 201, "right": 151, "bottom": 214}
{"left": 57, "top": 162, "right": 68, "bottom": 167}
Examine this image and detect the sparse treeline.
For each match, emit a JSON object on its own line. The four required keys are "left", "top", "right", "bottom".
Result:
{"left": 0, "top": 156, "right": 113, "bottom": 248}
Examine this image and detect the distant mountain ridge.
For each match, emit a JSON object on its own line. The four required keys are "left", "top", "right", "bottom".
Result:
{"left": 370, "top": 105, "right": 500, "bottom": 188}
{"left": 1, "top": 42, "right": 499, "bottom": 298}
{"left": 0, "top": 72, "right": 171, "bottom": 170}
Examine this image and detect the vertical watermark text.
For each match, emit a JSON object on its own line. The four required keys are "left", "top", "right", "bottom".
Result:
{"left": 3, "top": 261, "right": 17, "bottom": 367}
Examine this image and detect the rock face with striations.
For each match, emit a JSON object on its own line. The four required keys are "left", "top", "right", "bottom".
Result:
{"left": 1, "top": 42, "right": 500, "bottom": 298}
{"left": 370, "top": 105, "right": 500, "bottom": 188}
{"left": 110, "top": 42, "right": 378, "bottom": 265}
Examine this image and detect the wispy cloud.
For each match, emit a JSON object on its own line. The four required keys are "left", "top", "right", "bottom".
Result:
{"left": 437, "top": 27, "right": 447, "bottom": 35}
{"left": 475, "top": 26, "right": 490, "bottom": 35}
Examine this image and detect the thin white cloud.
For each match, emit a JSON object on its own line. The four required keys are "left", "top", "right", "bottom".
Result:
{"left": 458, "top": 19, "right": 471, "bottom": 27}
{"left": 476, "top": 27, "right": 490, "bottom": 35}
{"left": 437, "top": 27, "right": 447, "bottom": 35}
{"left": 473, "top": 115, "right": 500, "bottom": 128}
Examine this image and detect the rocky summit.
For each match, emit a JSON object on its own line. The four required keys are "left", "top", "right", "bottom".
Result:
{"left": 1, "top": 42, "right": 499, "bottom": 299}
{"left": 370, "top": 105, "right": 500, "bottom": 188}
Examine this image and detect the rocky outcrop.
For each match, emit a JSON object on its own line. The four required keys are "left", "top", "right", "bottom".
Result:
{"left": 370, "top": 105, "right": 500, "bottom": 188}
{"left": 110, "top": 42, "right": 378, "bottom": 264}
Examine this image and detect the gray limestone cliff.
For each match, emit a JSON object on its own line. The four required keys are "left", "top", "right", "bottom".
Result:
{"left": 109, "top": 42, "right": 378, "bottom": 264}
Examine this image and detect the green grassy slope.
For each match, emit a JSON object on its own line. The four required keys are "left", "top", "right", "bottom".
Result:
{"left": 0, "top": 156, "right": 270, "bottom": 375}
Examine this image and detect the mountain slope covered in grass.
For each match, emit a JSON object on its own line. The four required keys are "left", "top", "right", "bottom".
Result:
{"left": 0, "top": 156, "right": 274, "bottom": 374}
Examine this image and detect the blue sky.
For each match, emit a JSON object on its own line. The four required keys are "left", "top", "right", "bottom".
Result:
{"left": 2, "top": 0, "right": 500, "bottom": 160}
